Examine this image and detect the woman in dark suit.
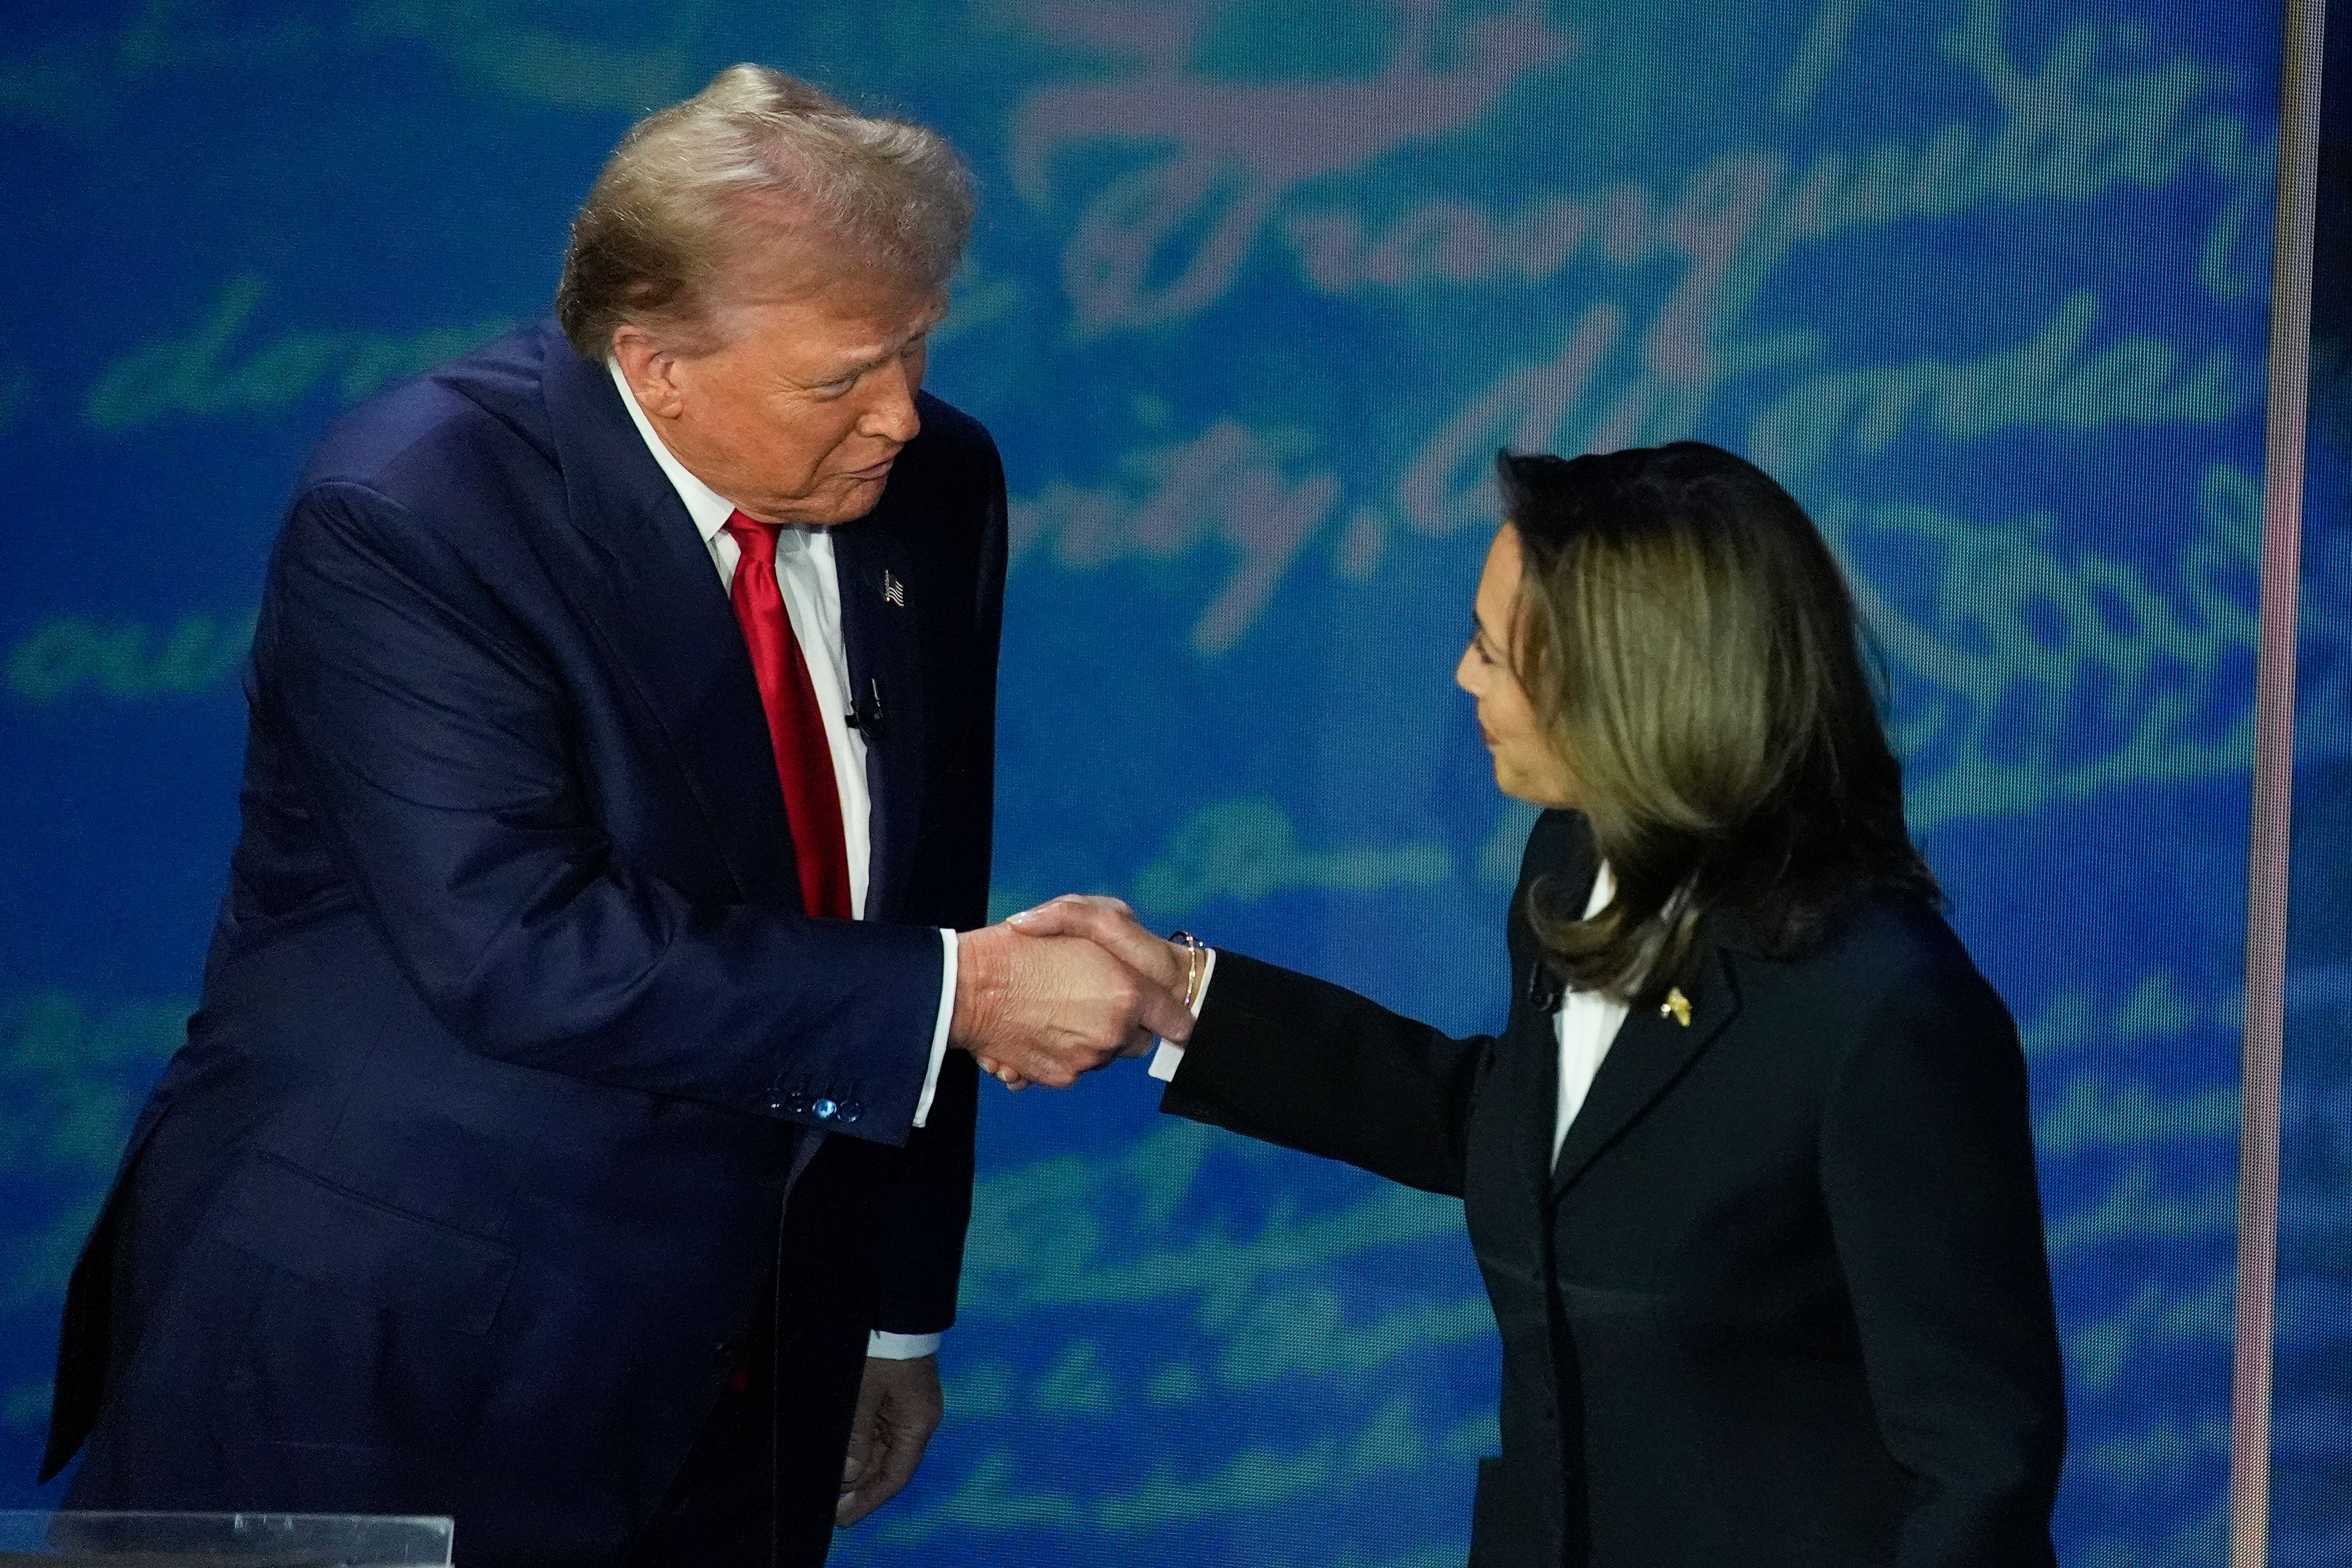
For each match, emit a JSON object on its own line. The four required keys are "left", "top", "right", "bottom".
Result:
{"left": 1009, "top": 442, "right": 2067, "bottom": 1567}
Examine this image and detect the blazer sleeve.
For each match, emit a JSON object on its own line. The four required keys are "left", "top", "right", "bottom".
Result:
{"left": 1158, "top": 810, "right": 1584, "bottom": 1197}
{"left": 865, "top": 426, "right": 1008, "bottom": 1336}
{"left": 256, "top": 479, "right": 943, "bottom": 1145}
{"left": 1158, "top": 952, "right": 1498, "bottom": 1198}
{"left": 1819, "top": 963, "right": 2068, "bottom": 1567}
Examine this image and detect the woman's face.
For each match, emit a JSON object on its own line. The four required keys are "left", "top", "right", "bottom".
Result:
{"left": 1457, "top": 523, "right": 1578, "bottom": 809}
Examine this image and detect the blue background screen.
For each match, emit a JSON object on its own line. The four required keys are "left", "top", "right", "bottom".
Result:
{"left": 0, "top": 4, "right": 2337, "bottom": 1566}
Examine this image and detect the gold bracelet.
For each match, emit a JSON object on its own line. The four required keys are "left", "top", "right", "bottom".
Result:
{"left": 1170, "top": 929, "right": 1205, "bottom": 1011}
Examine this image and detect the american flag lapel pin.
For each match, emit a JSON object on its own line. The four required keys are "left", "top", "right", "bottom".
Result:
{"left": 883, "top": 570, "right": 905, "bottom": 607}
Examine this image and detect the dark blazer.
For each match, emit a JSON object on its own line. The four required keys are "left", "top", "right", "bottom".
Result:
{"left": 42, "top": 322, "right": 1006, "bottom": 1567}
{"left": 1163, "top": 810, "right": 2065, "bottom": 1568}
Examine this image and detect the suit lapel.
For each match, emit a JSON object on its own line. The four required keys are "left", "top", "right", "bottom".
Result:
{"left": 830, "top": 518, "right": 925, "bottom": 924}
{"left": 1550, "top": 940, "right": 1743, "bottom": 1199}
{"left": 1508, "top": 827, "right": 1598, "bottom": 1213}
{"left": 1510, "top": 992, "right": 1567, "bottom": 1216}
{"left": 538, "top": 341, "right": 799, "bottom": 908}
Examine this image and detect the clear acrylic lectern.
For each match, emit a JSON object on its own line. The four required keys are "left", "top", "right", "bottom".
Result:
{"left": 0, "top": 1513, "right": 452, "bottom": 1566}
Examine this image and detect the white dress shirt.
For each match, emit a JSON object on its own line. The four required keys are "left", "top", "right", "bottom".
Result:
{"left": 1146, "top": 952, "right": 1215, "bottom": 1083}
{"left": 1550, "top": 864, "right": 1628, "bottom": 1161}
{"left": 1150, "top": 865, "right": 1628, "bottom": 1171}
{"left": 610, "top": 360, "right": 951, "bottom": 1360}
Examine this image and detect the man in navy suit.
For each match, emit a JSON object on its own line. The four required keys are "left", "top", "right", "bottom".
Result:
{"left": 41, "top": 65, "right": 1189, "bottom": 1567}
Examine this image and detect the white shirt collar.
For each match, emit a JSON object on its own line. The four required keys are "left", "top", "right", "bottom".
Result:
{"left": 606, "top": 357, "right": 739, "bottom": 549}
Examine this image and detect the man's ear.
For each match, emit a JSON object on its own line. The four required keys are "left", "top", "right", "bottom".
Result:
{"left": 611, "top": 326, "right": 685, "bottom": 419}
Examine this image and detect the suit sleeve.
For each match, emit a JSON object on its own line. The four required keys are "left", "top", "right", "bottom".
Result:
{"left": 865, "top": 423, "right": 1008, "bottom": 1335}
{"left": 1156, "top": 812, "right": 1579, "bottom": 1197}
{"left": 1158, "top": 951, "right": 1496, "bottom": 1198}
{"left": 257, "top": 479, "right": 941, "bottom": 1145}
{"left": 1819, "top": 966, "right": 2068, "bottom": 1567}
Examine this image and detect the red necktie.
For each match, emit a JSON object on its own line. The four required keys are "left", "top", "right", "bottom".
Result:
{"left": 722, "top": 511, "right": 853, "bottom": 919}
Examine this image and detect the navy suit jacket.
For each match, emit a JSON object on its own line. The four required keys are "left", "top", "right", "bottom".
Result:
{"left": 42, "top": 322, "right": 1006, "bottom": 1566}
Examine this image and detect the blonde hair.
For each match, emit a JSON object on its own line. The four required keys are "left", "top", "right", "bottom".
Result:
{"left": 555, "top": 64, "right": 974, "bottom": 358}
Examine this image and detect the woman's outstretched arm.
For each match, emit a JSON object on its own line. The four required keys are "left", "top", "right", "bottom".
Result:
{"left": 1012, "top": 814, "right": 1583, "bottom": 1197}
{"left": 1008, "top": 893, "right": 1507, "bottom": 1198}
{"left": 1158, "top": 948, "right": 1496, "bottom": 1198}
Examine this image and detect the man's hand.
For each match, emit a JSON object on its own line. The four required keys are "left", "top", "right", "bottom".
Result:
{"left": 951, "top": 918, "right": 1192, "bottom": 1088}
{"left": 967, "top": 897, "right": 1191, "bottom": 1090}
{"left": 1008, "top": 895, "right": 1186, "bottom": 992}
{"left": 837, "top": 1354, "right": 943, "bottom": 1526}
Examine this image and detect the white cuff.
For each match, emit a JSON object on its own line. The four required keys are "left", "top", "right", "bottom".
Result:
{"left": 1147, "top": 946, "right": 1216, "bottom": 1082}
{"left": 913, "top": 929, "right": 956, "bottom": 1129}
{"left": 867, "top": 1330, "right": 942, "bottom": 1360}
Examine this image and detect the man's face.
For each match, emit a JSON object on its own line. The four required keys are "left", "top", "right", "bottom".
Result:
{"left": 619, "top": 270, "right": 944, "bottom": 527}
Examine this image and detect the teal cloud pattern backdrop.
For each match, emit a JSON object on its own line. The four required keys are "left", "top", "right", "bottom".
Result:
{"left": 0, "top": 2, "right": 2330, "bottom": 1565}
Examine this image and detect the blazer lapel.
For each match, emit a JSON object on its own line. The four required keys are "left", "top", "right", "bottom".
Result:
{"left": 1550, "top": 941, "right": 1743, "bottom": 1198}
{"left": 1510, "top": 848, "right": 1599, "bottom": 1212}
{"left": 1510, "top": 992, "right": 1568, "bottom": 1216}
{"left": 537, "top": 341, "right": 799, "bottom": 908}
{"left": 829, "top": 519, "right": 925, "bottom": 924}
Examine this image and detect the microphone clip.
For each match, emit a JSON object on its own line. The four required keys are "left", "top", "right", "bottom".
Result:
{"left": 845, "top": 677, "right": 886, "bottom": 737}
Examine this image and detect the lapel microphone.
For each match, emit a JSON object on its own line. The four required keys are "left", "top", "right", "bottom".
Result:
{"left": 845, "top": 677, "right": 886, "bottom": 737}
{"left": 1526, "top": 961, "right": 1564, "bottom": 1012}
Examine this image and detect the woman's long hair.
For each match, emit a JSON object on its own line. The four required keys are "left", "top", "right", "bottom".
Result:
{"left": 1500, "top": 442, "right": 1938, "bottom": 1001}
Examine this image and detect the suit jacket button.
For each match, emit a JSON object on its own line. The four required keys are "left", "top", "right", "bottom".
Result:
{"left": 836, "top": 1099, "right": 862, "bottom": 1124}
{"left": 813, "top": 1098, "right": 838, "bottom": 1120}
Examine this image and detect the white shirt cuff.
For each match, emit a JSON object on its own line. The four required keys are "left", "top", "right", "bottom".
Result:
{"left": 1147, "top": 946, "right": 1216, "bottom": 1082}
{"left": 913, "top": 929, "right": 956, "bottom": 1129}
{"left": 866, "top": 1330, "right": 941, "bottom": 1359}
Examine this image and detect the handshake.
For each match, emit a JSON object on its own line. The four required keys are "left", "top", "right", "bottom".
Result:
{"left": 948, "top": 896, "right": 1193, "bottom": 1090}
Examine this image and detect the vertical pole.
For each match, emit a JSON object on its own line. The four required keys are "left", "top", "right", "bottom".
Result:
{"left": 2233, "top": 2, "right": 2325, "bottom": 1564}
